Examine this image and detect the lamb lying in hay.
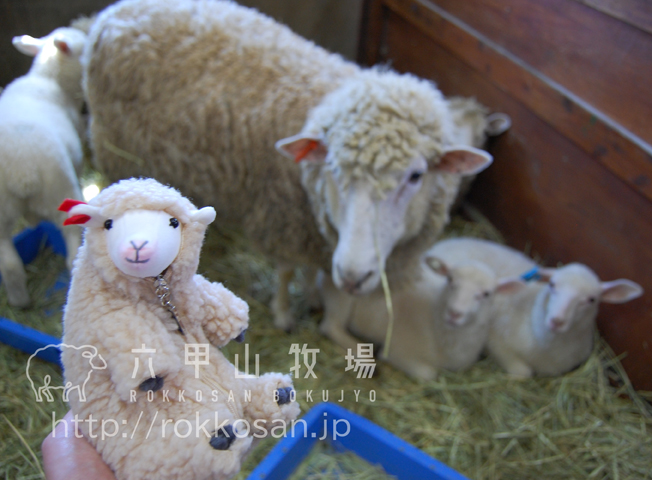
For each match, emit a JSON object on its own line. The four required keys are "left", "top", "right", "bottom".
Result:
{"left": 83, "top": 0, "right": 509, "bottom": 331}
{"left": 59, "top": 178, "right": 299, "bottom": 480}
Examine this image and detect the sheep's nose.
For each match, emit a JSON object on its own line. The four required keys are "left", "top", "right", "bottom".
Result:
{"left": 338, "top": 267, "right": 374, "bottom": 295}
{"left": 549, "top": 318, "right": 565, "bottom": 331}
{"left": 446, "top": 310, "right": 463, "bottom": 325}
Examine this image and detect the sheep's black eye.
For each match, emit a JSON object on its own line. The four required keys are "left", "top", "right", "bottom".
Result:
{"left": 408, "top": 171, "right": 424, "bottom": 184}
{"left": 104, "top": 219, "right": 113, "bottom": 230}
{"left": 483, "top": 291, "right": 491, "bottom": 298}
{"left": 169, "top": 218, "right": 179, "bottom": 228}
{"left": 588, "top": 296, "right": 596, "bottom": 303}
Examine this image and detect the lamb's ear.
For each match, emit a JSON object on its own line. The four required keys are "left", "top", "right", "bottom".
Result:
{"left": 495, "top": 277, "right": 526, "bottom": 295}
{"left": 425, "top": 256, "right": 450, "bottom": 278}
{"left": 431, "top": 146, "right": 493, "bottom": 176}
{"left": 12, "top": 35, "right": 44, "bottom": 57}
{"left": 276, "top": 134, "right": 328, "bottom": 163}
{"left": 190, "top": 206, "right": 216, "bottom": 226}
{"left": 53, "top": 38, "right": 71, "bottom": 55}
{"left": 534, "top": 268, "right": 555, "bottom": 283}
{"left": 59, "top": 199, "right": 105, "bottom": 227}
{"left": 600, "top": 279, "right": 643, "bottom": 304}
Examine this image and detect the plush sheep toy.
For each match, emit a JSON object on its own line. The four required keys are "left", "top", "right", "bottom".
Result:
{"left": 59, "top": 178, "right": 300, "bottom": 480}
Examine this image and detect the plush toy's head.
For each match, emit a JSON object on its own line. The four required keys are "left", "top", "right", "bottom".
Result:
{"left": 60, "top": 178, "right": 216, "bottom": 282}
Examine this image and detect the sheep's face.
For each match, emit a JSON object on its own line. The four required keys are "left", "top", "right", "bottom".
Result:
{"left": 277, "top": 133, "right": 493, "bottom": 295}
{"left": 104, "top": 209, "right": 182, "bottom": 278}
{"left": 327, "top": 156, "right": 429, "bottom": 295}
{"left": 426, "top": 258, "right": 525, "bottom": 327}
{"left": 538, "top": 264, "right": 642, "bottom": 333}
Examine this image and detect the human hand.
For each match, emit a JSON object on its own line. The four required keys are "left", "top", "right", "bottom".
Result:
{"left": 42, "top": 410, "right": 116, "bottom": 480}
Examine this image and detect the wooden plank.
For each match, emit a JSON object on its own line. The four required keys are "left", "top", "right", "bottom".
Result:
{"left": 380, "top": 9, "right": 652, "bottom": 391}
{"left": 573, "top": 0, "right": 652, "bottom": 36}
{"left": 358, "top": 0, "right": 388, "bottom": 67}
{"left": 379, "top": 0, "right": 652, "bottom": 205}
{"left": 416, "top": 0, "right": 652, "bottom": 147}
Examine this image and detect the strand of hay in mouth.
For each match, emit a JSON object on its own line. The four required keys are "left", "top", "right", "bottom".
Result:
{"left": 373, "top": 205, "right": 395, "bottom": 360}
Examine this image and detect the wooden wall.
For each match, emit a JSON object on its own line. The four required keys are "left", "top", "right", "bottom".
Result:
{"left": 359, "top": 0, "right": 652, "bottom": 391}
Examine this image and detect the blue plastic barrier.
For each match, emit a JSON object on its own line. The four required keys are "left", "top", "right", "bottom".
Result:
{"left": 248, "top": 402, "right": 469, "bottom": 480}
{"left": 0, "top": 222, "right": 65, "bottom": 366}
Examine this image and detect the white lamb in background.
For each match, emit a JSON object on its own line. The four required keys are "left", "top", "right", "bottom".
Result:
{"left": 427, "top": 237, "right": 537, "bottom": 278}
{"left": 318, "top": 254, "right": 524, "bottom": 381}
{"left": 83, "top": 0, "right": 509, "bottom": 331}
{"left": 487, "top": 263, "right": 643, "bottom": 378}
{"left": 0, "top": 27, "right": 87, "bottom": 307}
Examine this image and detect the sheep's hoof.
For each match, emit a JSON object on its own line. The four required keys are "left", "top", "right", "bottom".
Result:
{"left": 209, "top": 425, "right": 235, "bottom": 450}
{"left": 276, "top": 387, "right": 294, "bottom": 405}
{"left": 139, "top": 376, "right": 164, "bottom": 392}
{"left": 234, "top": 329, "right": 247, "bottom": 343}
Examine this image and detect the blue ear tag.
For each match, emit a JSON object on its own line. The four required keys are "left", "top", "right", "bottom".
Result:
{"left": 521, "top": 267, "right": 541, "bottom": 282}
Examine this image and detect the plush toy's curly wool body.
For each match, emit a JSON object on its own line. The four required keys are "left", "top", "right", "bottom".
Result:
{"left": 62, "top": 178, "right": 299, "bottom": 480}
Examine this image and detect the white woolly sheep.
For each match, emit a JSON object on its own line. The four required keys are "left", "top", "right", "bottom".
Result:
{"left": 61, "top": 178, "right": 299, "bottom": 480}
{"left": 0, "top": 26, "right": 86, "bottom": 307}
{"left": 487, "top": 263, "right": 643, "bottom": 378}
{"left": 83, "top": 0, "right": 505, "bottom": 330}
{"left": 318, "top": 253, "right": 524, "bottom": 381}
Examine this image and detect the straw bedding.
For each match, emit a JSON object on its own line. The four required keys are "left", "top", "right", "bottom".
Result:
{"left": 1, "top": 207, "right": 650, "bottom": 480}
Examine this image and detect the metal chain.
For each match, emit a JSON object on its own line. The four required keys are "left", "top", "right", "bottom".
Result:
{"left": 154, "top": 274, "right": 184, "bottom": 335}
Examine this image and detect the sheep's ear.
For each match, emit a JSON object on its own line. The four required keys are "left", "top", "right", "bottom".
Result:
{"left": 190, "top": 207, "right": 216, "bottom": 226}
{"left": 431, "top": 145, "right": 493, "bottom": 176}
{"left": 276, "top": 134, "right": 328, "bottom": 163}
{"left": 485, "top": 113, "right": 511, "bottom": 137}
{"left": 53, "top": 38, "right": 71, "bottom": 55}
{"left": 425, "top": 256, "right": 450, "bottom": 278}
{"left": 534, "top": 268, "right": 555, "bottom": 283}
{"left": 600, "top": 279, "right": 643, "bottom": 304}
{"left": 495, "top": 277, "right": 526, "bottom": 295}
{"left": 12, "top": 35, "right": 44, "bottom": 56}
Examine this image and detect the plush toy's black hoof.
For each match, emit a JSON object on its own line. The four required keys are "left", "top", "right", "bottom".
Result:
{"left": 209, "top": 425, "right": 235, "bottom": 450}
{"left": 234, "top": 329, "right": 247, "bottom": 343}
{"left": 276, "top": 386, "right": 294, "bottom": 405}
{"left": 139, "top": 375, "right": 164, "bottom": 392}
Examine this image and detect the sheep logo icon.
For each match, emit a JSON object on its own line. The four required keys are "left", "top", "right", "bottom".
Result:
{"left": 26, "top": 344, "right": 107, "bottom": 402}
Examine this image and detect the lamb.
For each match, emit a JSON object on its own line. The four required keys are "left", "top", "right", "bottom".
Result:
{"left": 0, "top": 26, "right": 87, "bottom": 307}
{"left": 487, "top": 263, "right": 643, "bottom": 377}
{"left": 83, "top": 0, "right": 507, "bottom": 330}
{"left": 427, "top": 237, "right": 537, "bottom": 278}
{"left": 60, "top": 178, "right": 299, "bottom": 480}
{"left": 318, "top": 249, "right": 524, "bottom": 381}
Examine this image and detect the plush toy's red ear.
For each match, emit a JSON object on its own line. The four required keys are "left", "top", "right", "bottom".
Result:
{"left": 59, "top": 199, "right": 92, "bottom": 226}
{"left": 58, "top": 198, "right": 86, "bottom": 212}
{"left": 63, "top": 215, "right": 91, "bottom": 226}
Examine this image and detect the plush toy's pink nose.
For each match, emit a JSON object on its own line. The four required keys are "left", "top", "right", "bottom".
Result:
{"left": 122, "top": 239, "right": 153, "bottom": 264}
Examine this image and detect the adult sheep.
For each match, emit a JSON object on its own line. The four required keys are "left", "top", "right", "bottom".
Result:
{"left": 84, "top": 0, "right": 501, "bottom": 329}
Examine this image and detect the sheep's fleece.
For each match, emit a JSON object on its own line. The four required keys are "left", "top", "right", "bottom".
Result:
{"left": 61, "top": 178, "right": 300, "bottom": 480}
{"left": 84, "top": 0, "right": 492, "bottom": 291}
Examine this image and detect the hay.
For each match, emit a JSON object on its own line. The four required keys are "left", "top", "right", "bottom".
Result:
{"left": 1, "top": 205, "right": 651, "bottom": 480}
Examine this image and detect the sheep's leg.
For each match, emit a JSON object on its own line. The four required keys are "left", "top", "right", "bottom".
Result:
{"left": 0, "top": 235, "right": 30, "bottom": 307}
{"left": 303, "top": 265, "right": 322, "bottom": 311}
{"left": 318, "top": 273, "right": 358, "bottom": 352}
{"left": 272, "top": 262, "right": 295, "bottom": 331}
{"left": 491, "top": 349, "right": 533, "bottom": 379}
